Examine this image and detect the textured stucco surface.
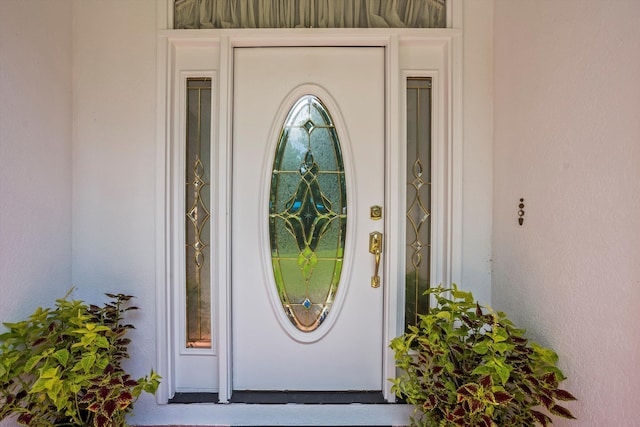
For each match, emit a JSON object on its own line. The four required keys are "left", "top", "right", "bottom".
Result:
{"left": 0, "top": 2, "right": 73, "bottom": 332}
{"left": 71, "top": 0, "right": 158, "bottom": 383}
{"left": 461, "top": 0, "right": 493, "bottom": 305}
{"left": 493, "top": 1, "right": 640, "bottom": 425}
{"left": 0, "top": 2, "right": 73, "bottom": 426}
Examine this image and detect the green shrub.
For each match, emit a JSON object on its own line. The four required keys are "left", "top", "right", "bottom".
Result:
{"left": 0, "top": 290, "right": 160, "bottom": 427}
{"left": 390, "top": 285, "right": 576, "bottom": 427}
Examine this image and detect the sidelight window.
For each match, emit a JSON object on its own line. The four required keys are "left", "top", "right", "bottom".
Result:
{"left": 405, "top": 77, "right": 432, "bottom": 330}
{"left": 185, "top": 78, "right": 212, "bottom": 349}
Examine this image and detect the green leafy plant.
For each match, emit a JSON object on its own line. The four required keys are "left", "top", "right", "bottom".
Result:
{"left": 390, "top": 285, "right": 576, "bottom": 427}
{"left": 0, "top": 290, "right": 161, "bottom": 427}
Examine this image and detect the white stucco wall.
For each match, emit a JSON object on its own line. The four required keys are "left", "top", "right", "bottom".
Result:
{"left": 461, "top": 0, "right": 493, "bottom": 305}
{"left": 0, "top": 1, "right": 72, "bottom": 330}
{"left": 493, "top": 1, "right": 640, "bottom": 425}
{"left": 0, "top": 2, "right": 73, "bottom": 425}
{"left": 71, "top": 0, "right": 159, "bottom": 381}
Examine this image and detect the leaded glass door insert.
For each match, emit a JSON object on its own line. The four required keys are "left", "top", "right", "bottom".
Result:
{"left": 232, "top": 46, "right": 385, "bottom": 392}
{"left": 269, "top": 95, "right": 346, "bottom": 332}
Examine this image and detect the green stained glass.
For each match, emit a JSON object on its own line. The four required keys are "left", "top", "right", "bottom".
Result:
{"left": 269, "top": 95, "right": 347, "bottom": 332}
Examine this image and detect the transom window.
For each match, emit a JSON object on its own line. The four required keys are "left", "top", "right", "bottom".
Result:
{"left": 174, "top": 0, "right": 446, "bottom": 29}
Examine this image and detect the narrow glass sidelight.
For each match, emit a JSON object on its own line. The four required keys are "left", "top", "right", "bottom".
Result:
{"left": 269, "top": 95, "right": 347, "bottom": 332}
{"left": 185, "top": 78, "right": 212, "bottom": 348}
{"left": 405, "top": 77, "right": 432, "bottom": 331}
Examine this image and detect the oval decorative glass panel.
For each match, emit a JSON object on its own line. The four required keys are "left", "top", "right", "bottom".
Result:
{"left": 269, "top": 94, "right": 347, "bottom": 332}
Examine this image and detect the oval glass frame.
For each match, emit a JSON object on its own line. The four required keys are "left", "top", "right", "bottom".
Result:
{"left": 259, "top": 85, "right": 356, "bottom": 343}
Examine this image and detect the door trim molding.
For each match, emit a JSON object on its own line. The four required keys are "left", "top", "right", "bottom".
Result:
{"left": 155, "top": 28, "right": 463, "bottom": 407}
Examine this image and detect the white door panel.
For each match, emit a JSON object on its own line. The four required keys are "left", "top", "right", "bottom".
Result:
{"left": 232, "top": 47, "right": 384, "bottom": 391}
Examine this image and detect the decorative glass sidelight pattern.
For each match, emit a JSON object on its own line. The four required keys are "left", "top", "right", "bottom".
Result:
{"left": 405, "top": 77, "right": 432, "bottom": 331}
{"left": 269, "top": 95, "right": 347, "bottom": 332}
{"left": 185, "top": 78, "right": 212, "bottom": 348}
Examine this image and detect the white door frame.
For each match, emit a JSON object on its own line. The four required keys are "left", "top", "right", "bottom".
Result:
{"left": 155, "top": 28, "right": 463, "bottom": 407}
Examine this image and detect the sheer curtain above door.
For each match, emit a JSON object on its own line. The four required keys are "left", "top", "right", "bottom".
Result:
{"left": 174, "top": 0, "right": 446, "bottom": 29}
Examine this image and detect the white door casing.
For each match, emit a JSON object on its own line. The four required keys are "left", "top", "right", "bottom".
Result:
{"left": 156, "top": 31, "right": 462, "bottom": 411}
{"left": 232, "top": 47, "right": 385, "bottom": 391}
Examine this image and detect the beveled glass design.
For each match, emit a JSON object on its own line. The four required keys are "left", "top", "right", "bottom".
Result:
{"left": 185, "top": 78, "right": 212, "bottom": 348}
{"left": 269, "top": 95, "right": 347, "bottom": 332}
{"left": 405, "top": 78, "right": 432, "bottom": 331}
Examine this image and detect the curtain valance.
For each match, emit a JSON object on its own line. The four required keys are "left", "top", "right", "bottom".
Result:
{"left": 174, "top": 0, "right": 446, "bottom": 29}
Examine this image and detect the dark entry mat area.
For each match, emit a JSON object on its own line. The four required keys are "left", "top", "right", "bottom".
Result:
{"left": 168, "top": 392, "right": 218, "bottom": 403}
{"left": 230, "top": 390, "right": 386, "bottom": 404}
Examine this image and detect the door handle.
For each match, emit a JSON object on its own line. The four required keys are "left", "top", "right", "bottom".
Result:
{"left": 369, "top": 231, "right": 383, "bottom": 288}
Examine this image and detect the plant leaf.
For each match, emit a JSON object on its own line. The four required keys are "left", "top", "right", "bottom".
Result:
{"left": 492, "top": 327, "right": 509, "bottom": 343}
{"left": 53, "top": 349, "right": 70, "bottom": 367}
{"left": 103, "top": 399, "right": 117, "bottom": 417}
{"left": 492, "top": 359, "right": 512, "bottom": 385}
{"left": 554, "top": 388, "right": 577, "bottom": 401}
{"left": 475, "top": 303, "right": 484, "bottom": 316}
{"left": 25, "top": 354, "right": 44, "bottom": 372}
{"left": 96, "top": 336, "right": 110, "bottom": 349}
{"left": 457, "top": 383, "right": 479, "bottom": 399}
{"left": 472, "top": 342, "right": 489, "bottom": 355}
{"left": 539, "top": 394, "right": 553, "bottom": 409}
{"left": 550, "top": 404, "right": 576, "bottom": 419}
{"left": 96, "top": 413, "right": 109, "bottom": 427}
{"left": 492, "top": 390, "right": 513, "bottom": 404}
{"left": 479, "top": 375, "right": 492, "bottom": 388}
{"left": 493, "top": 342, "right": 514, "bottom": 354}
{"left": 435, "top": 311, "right": 452, "bottom": 321}
{"left": 40, "top": 366, "right": 59, "bottom": 379}
{"left": 81, "top": 354, "right": 96, "bottom": 373}
{"left": 472, "top": 365, "right": 492, "bottom": 376}
{"left": 531, "top": 409, "right": 551, "bottom": 427}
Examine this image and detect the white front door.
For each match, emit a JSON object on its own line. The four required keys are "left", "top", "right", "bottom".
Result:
{"left": 232, "top": 47, "right": 385, "bottom": 392}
